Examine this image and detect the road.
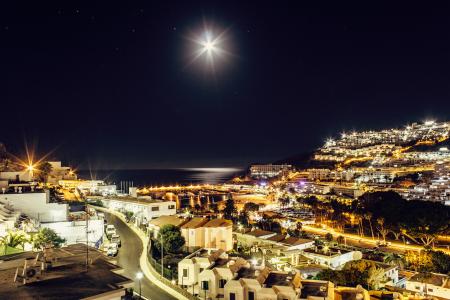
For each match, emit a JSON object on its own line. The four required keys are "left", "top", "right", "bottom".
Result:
{"left": 105, "top": 213, "right": 177, "bottom": 300}
{"left": 302, "top": 224, "right": 450, "bottom": 255}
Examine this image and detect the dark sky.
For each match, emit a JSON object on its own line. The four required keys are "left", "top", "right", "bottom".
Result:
{"left": 1, "top": 2, "right": 449, "bottom": 169}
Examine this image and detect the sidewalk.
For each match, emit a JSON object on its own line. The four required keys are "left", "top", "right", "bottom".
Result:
{"left": 92, "top": 206, "right": 190, "bottom": 300}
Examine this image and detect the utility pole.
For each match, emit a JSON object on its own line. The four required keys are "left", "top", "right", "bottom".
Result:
{"left": 160, "top": 232, "right": 164, "bottom": 277}
{"left": 85, "top": 199, "right": 89, "bottom": 271}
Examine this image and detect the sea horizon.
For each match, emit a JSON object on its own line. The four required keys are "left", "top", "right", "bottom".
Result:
{"left": 76, "top": 167, "right": 245, "bottom": 187}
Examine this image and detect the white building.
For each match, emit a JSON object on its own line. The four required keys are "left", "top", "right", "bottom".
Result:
{"left": 0, "top": 190, "right": 68, "bottom": 222}
{"left": 250, "top": 164, "right": 292, "bottom": 179}
{"left": 0, "top": 170, "right": 32, "bottom": 183}
{"left": 181, "top": 218, "right": 233, "bottom": 252}
{"left": 148, "top": 215, "right": 188, "bottom": 237}
{"left": 302, "top": 247, "right": 362, "bottom": 270}
{"left": 178, "top": 249, "right": 227, "bottom": 289}
{"left": 0, "top": 201, "right": 21, "bottom": 237}
{"left": 47, "top": 161, "right": 76, "bottom": 184}
{"left": 101, "top": 196, "right": 176, "bottom": 225}
{"left": 405, "top": 273, "right": 450, "bottom": 299}
{"left": 59, "top": 179, "right": 105, "bottom": 191}
{"left": 42, "top": 217, "right": 104, "bottom": 247}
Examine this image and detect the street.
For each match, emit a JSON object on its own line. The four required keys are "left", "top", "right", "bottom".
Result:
{"left": 105, "top": 213, "right": 177, "bottom": 300}
{"left": 301, "top": 224, "right": 450, "bottom": 255}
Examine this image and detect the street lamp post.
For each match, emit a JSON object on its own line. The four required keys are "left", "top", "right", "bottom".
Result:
{"left": 160, "top": 232, "right": 164, "bottom": 277}
{"left": 136, "top": 271, "right": 143, "bottom": 299}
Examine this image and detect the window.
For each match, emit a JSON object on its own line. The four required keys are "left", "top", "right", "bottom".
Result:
{"left": 248, "top": 291, "right": 255, "bottom": 300}
{"left": 428, "top": 288, "right": 433, "bottom": 292}
{"left": 183, "top": 269, "right": 188, "bottom": 277}
{"left": 219, "top": 279, "right": 227, "bottom": 288}
{"left": 229, "top": 293, "right": 236, "bottom": 300}
{"left": 199, "top": 268, "right": 204, "bottom": 273}
{"left": 151, "top": 206, "right": 159, "bottom": 211}
{"left": 201, "top": 281, "right": 209, "bottom": 290}
{"left": 168, "top": 205, "right": 175, "bottom": 209}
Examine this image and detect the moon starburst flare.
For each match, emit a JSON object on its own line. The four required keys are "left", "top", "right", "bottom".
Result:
{"left": 184, "top": 21, "right": 234, "bottom": 74}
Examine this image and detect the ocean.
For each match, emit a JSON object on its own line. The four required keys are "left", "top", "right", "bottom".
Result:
{"left": 77, "top": 168, "right": 244, "bottom": 187}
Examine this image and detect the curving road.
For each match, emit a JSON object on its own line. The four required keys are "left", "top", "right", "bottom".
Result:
{"left": 105, "top": 213, "right": 176, "bottom": 300}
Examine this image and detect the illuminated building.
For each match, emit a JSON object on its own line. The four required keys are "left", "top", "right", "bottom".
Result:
{"left": 250, "top": 164, "right": 292, "bottom": 179}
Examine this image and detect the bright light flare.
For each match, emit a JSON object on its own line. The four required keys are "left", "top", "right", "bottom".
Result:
{"left": 202, "top": 40, "right": 216, "bottom": 52}
{"left": 136, "top": 271, "right": 143, "bottom": 280}
{"left": 184, "top": 21, "right": 234, "bottom": 74}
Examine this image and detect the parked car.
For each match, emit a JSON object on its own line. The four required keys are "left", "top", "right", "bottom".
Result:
{"left": 105, "top": 225, "right": 116, "bottom": 238}
{"left": 111, "top": 234, "right": 121, "bottom": 247}
{"left": 106, "top": 243, "right": 118, "bottom": 256}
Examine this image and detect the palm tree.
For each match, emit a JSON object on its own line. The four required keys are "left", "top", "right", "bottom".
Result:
{"left": 367, "top": 265, "right": 386, "bottom": 290}
{"left": 364, "top": 212, "right": 375, "bottom": 240}
{"left": 0, "top": 231, "right": 28, "bottom": 254}
{"left": 376, "top": 218, "right": 389, "bottom": 243}
{"left": 37, "top": 161, "right": 53, "bottom": 183}
{"left": 384, "top": 253, "right": 406, "bottom": 270}
{"left": 336, "top": 235, "right": 345, "bottom": 245}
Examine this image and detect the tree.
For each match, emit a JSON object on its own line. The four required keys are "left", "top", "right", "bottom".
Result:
{"left": 0, "top": 231, "right": 28, "bottom": 254}
{"left": 279, "top": 198, "right": 290, "bottom": 208}
{"left": 222, "top": 199, "right": 236, "bottom": 220}
{"left": 33, "top": 228, "right": 65, "bottom": 250}
{"left": 325, "top": 233, "right": 333, "bottom": 242}
{"left": 243, "top": 202, "right": 260, "bottom": 212}
{"left": 384, "top": 253, "right": 406, "bottom": 270}
{"left": 336, "top": 235, "right": 345, "bottom": 245}
{"left": 209, "top": 203, "right": 219, "bottom": 213}
{"left": 367, "top": 264, "right": 386, "bottom": 290}
{"left": 37, "top": 162, "right": 53, "bottom": 183}
{"left": 287, "top": 229, "right": 301, "bottom": 238}
{"left": 238, "top": 211, "right": 249, "bottom": 227}
{"left": 376, "top": 218, "right": 389, "bottom": 242}
{"left": 364, "top": 212, "right": 375, "bottom": 240}
{"left": 405, "top": 251, "right": 432, "bottom": 272}
{"left": 124, "top": 211, "right": 134, "bottom": 222}
{"left": 155, "top": 224, "right": 185, "bottom": 254}
{"left": 429, "top": 250, "right": 450, "bottom": 274}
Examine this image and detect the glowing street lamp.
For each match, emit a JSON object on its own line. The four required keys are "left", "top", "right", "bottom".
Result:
{"left": 136, "top": 271, "right": 143, "bottom": 299}
{"left": 26, "top": 164, "right": 36, "bottom": 178}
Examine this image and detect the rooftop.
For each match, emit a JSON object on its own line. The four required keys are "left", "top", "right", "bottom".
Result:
{"left": 105, "top": 195, "right": 170, "bottom": 205}
{"left": 180, "top": 217, "right": 209, "bottom": 229}
{"left": 300, "top": 279, "right": 331, "bottom": 298}
{"left": 264, "top": 271, "right": 292, "bottom": 287}
{"left": 148, "top": 215, "right": 187, "bottom": 227}
{"left": 266, "top": 234, "right": 286, "bottom": 242}
{"left": 203, "top": 218, "right": 232, "bottom": 228}
{"left": 245, "top": 229, "right": 275, "bottom": 237}
{"left": 0, "top": 244, "right": 132, "bottom": 299}
{"left": 410, "top": 273, "right": 450, "bottom": 288}
{"left": 281, "top": 237, "right": 313, "bottom": 246}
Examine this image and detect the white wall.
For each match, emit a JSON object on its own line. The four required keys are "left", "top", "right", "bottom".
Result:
{"left": 405, "top": 280, "right": 450, "bottom": 299}
{"left": 104, "top": 198, "right": 176, "bottom": 221}
{"left": 0, "top": 171, "right": 32, "bottom": 182}
{"left": 42, "top": 219, "right": 104, "bottom": 246}
{"left": 0, "top": 191, "right": 68, "bottom": 222}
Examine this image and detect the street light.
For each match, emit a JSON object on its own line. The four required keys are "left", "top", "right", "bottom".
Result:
{"left": 136, "top": 271, "right": 143, "bottom": 299}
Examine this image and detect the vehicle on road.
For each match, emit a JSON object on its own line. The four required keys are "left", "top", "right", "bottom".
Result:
{"left": 105, "top": 224, "right": 116, "bottom": 238}
{"left": 106, "top": 243, "right": 118, "bottom": 256}
{"left": 377, "top": 241, "right": 392, "bottom": 247}
{"left": 111, "top": 234, "right": 121, "bottom": 247}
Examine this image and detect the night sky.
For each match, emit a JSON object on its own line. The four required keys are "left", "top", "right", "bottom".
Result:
{"left": 1, "top": 2, "right": 449, "bottom": 169}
